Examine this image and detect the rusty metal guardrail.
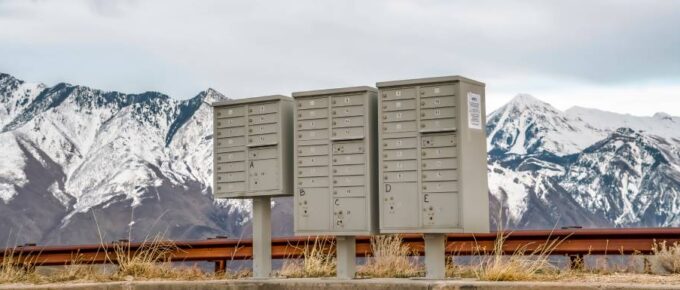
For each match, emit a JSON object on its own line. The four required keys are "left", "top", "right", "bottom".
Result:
{"left": 2, "top": 228, "right": 679, "bottom": 273}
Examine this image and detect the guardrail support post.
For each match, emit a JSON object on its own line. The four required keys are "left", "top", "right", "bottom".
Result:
{"left": 424, "top": 233, "right": 446, "bottom": 279}
{"left": 214, "top": 260, "right": 227, "bottom": 274}
{"left": 252, "top": 196, "right": 272, "bottom": 278}
{"left": 336, "top": 236, "right": 356, "bottom": 279}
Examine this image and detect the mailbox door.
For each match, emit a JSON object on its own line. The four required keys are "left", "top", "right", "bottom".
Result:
{"left": 382, "top": 182, "right": 418, "bottom": 229}
{"left": 333, "top": 197, "right": 367, "bottom": 231}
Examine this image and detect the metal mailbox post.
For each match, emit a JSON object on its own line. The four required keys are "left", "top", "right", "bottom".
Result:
{"left": 376, "top": 76, "right": 490, "bottom": 279}
{"left": 292, "top": 86, "right": 378, "bottom": 279}
{"left": 212, "top": 95, "right": 295, "bottom": 278}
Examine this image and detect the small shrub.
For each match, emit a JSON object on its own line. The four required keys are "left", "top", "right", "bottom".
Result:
{"left": 653, "top": 241, "right": 680, "bottom": 274}
{"left": 279, "top": 237, "right": 336, "bottom": 278}
{"left": 474, "top": 231, "right": 562, "bottom": 281}
{"left": 358, "top": 235, "right": 422, "bottom": 278}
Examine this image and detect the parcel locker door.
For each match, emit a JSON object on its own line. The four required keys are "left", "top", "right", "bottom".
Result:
{"left": 297, "top": 188, "right": 330, "bottom": 231}
{"left": 382, "top": 182, "right": 418, "bottom": 229}
{"left": 248, "top": 158, "right": 279, "bottom": 192}
{"left": 333, "top": 197, "right": 367, "bottom": 231}
{"left": 422, "top": 193, "right": 459, "bottom": 228}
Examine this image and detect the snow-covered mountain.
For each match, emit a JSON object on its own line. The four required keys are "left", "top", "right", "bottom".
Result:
{"left": 1, "top": 73, "right": 679, "bottom": 245}
{"left": 0, "top": 73, "right": 269, "bottom": 245}
{"left": 487, "top": 94, "right": 680, "bottom": 229}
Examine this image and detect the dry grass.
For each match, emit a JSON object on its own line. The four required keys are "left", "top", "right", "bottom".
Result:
{"left": 357, "top": 235, "right": 422, "bottom": 278}
{"left": 653, "top": 241, "right": 680, "bottom": 274}
{"left": 107, "top": 236, "right": 206, "bottom": 280}
{"left": 473, "top": 231, "right": 563, "bottom": 281}
{"left": 0, "top": 248, "right": 39, "bottom": 284}
{"left": 279, "top": 237, "right": 336, "bottom": 278}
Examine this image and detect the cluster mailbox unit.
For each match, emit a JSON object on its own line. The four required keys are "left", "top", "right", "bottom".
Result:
{"left": 292, "top": 87, "right": 378, "bottom": 279}
{"left": 212, "top": 75, "right": 489, "bottom": 280}
{"left": 212, "top": 95, "right": 294, "bottom": 278}
{"left": 376, "top": 76, "right": 489, "bottom": 278}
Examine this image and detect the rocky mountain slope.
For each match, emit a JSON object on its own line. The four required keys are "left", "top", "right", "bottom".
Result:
{"left": 1, "top": 73, "right": 678, "bottom": 246}
{"left": 487, "top": 95, "right": 680, "bottom": 229}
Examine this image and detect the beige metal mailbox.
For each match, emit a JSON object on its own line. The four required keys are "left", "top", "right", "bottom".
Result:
{"left": 377, "top": 76, "right": 489, "bottom": 234}
{"left": 292, "top": 86, "right": 378, "bottom": 236}
{"left": 212, "top": 95, "right": 294, "bottom": 198}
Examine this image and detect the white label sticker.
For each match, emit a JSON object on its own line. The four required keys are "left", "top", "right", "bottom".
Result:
{"left": 467, "top": 92, "right": 482, "bottom": 130}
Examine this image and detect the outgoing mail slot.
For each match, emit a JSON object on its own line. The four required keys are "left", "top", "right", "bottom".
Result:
{"left": 216, "top": 136, "right": 246, "bottom": 148}
{"left": 249, "top": 147, "right": 278, "bottom": 159}
{"left": 421, "top": 107, "right": 456, "bottom": 120}
{"left": 297, "top": 144, "right": 329, "bottom": 156}
{"left": 216, "top": 161, "right": 245, "bottom": 173}
{"left": 332, "top": 164, "right": 365, "bottom": 176}
{"left": 331, "top": 127, "right": 364, "bottom": 140}
{"left": 248, "top": 123, "right": 278, "bottom": 135}
{"left": 422, "top": 181, "right": 459, "bottom": 193}
{"left": 298, "top": 129, "right": 329, "bottom": 141}
{"left": 381, "top": 87, "right": 416, "bottom": 100}
{"left": 298, "top": 108, "right": 329, "bottom": 120}
{"left": 332, "top": 141, "right": 365, "bottom": 155}
{"left": 216, "top": 151, "right": 246, "bottom": 163}
{"left": 298, "top": 177, "right": 330, "bottom": 188}
{"left": 421, "top": 133, "right": 456, "bottom": 148}
{"left": 333, "top": 186, "right": 365, "bottom": 198}
{"left": 383, "top": 160, "right": 418, "bottom": 172}
{"left": 248, "top": 102, "right": 279, "bottom": 115}
{"left": 299, "top": 155, "right": 330, "bottom": 167}
{"left": 420, "top": 96, "right": 455, "bottom": 108}
{"left": 216, "top": 172, "right": 246, "bottom": 183}
{"left": 382, "top": 137, "right": 418, "bottom": 149}
{"left": 383, "top": 110, "right": 417, "bottom": 122}
{"left": 249, "top": 113, "right": 278, "bottom": 125}
{"left": 422, "top": 192, "right": 459, "bottom": 227}
{"left": 422, "top": 169, "right": 459, "bottom": 182}
{"left": 215, "top": 106, "right": 245, "bottom": 119}
{"left": 332, "top": 154, "right": 364, "bottom": 165}
{"left": 298, "top": 119, "right": 329, "bottom": 130}
{"left": 298, "top": 166, "right": 329, "bottom": 177}
{"left": 216, "top": 181, "right": 246, "bottom": 193}
{"left": 332, "top": 116, "right": 364, "bottom": 128}
{"left": 298, "top": 97, "right": 329, "bottom": 109}
{"left": 332, "top": 105, "right": 364, "bottom": 117}
{"left": 421, "top": 146, "right": 457, "bottom": 159}
{"left": 421, "top": 158, "right": 458, "bottom": 170}
{"left": 383, "top": 171, "right": 417, "bottom": 182}
{"left": 420, "top": 119, "right": 455, "bottom": 132}
{"left": 216, "top": 117, "right": 245, "bottom": 129}
{"left": 215, "top": 127, "right": 245, "bottom": 138}
{"left": 383, "top": 148, "right": 418, "bottom": 160}
{"left": 383, "top": 121, "right": 417, "bottom": 133}
{"left": 333, "top": 175, "right": 365, "bottom": 187}
{"left": 420, "top": 85, "right": 455, "bottom": 98}
{"left": 247, "top": 133, "right": 278, "bottom": 147}
{"left": 382, "top": 99, "right": 416, "bottom": 111}
{"left": 332, "top": 95, "right": 364, "bottom": 107}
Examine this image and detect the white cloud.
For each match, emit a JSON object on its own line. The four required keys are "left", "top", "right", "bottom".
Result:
{"left": 0, "top": 0, "right": 679, "bottom": 115}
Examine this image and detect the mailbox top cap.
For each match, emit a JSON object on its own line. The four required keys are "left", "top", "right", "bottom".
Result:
{"left": 211, "top": 94, "right": 293, "bottom": 107}
{"left": 292, "top": 86, "right": 377, "bottom": 98}
{"left": 376, "top": 75, "right": 485, "bottom": 88}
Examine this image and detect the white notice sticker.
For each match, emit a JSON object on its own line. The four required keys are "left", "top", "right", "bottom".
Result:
{"left": 467, "top": 92, "right": 482, "bottom": 130}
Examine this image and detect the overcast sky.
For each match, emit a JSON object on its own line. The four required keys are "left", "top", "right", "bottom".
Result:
{"left": 1, "top": 0, "right": 679, "bottom": 115}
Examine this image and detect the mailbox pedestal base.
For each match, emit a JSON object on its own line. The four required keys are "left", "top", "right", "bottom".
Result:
{"left": 336, "top": 236, "right": 356, "bottom": 279}
{"left": 252, "top": 197, "right": 272, "bottom": 279}
{"left": 424, "top": 233, "right": 446, "bottom": 280}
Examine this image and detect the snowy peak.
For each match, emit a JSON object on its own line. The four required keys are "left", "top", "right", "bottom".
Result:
{"left": 566, "top": 106, "right": 680, "bottom": 140}
{"left": 199, "top": 88, "right": 227, "bottom": 104}
{"left": 487, "top": 94, "right": 606, "bottom": 156}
